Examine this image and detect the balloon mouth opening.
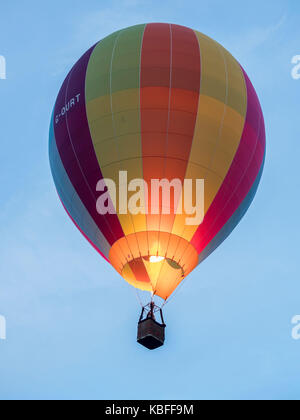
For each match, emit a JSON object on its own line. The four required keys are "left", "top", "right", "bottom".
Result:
{"left": 120, "top": 255, "right": 186, "bottom": 299}
{"left": 149, "top": 256, "right": 165, "bottom": 263}
{"left": 143, "top": 256, "right": 182, "bottom": 269}
{"left": 109, "top": 231, "right": 199, "bottom": 298}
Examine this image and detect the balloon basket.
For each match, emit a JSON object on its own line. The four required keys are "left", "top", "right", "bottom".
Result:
{"left": 137, "top": 303, "right": 166, "bottom": 350}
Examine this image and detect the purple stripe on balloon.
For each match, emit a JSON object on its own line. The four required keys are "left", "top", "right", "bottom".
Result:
{"left": 54, "top": 46, "right": 124, "bottom": 246}
{"left": 49, "top": 111, "right": 111, "bottom": 260}
{"left": 242, "top": 70, "right": 266, "bottom": 149}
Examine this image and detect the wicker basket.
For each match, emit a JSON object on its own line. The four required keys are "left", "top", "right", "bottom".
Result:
{"left": 137, "top": 318, "right": 166, "bottom": 350}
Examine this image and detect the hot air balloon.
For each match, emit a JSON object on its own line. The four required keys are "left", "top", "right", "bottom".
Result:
{"left": 49, "top": 23, "right": 266, "bottom": 350}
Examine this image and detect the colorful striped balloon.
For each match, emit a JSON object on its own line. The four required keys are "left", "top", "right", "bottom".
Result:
{"left": 49, "top": 23, "right": 266, "bottom": 301}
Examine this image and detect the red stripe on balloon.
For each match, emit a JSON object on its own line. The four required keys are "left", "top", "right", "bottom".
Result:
{"left": 140, "top": 23, "right": 200, "bottom": 231}
{"left": 165, "top": 24, "right": 201, "bottom": 177}
{"left": 128, "top": 259, "right": 151, "bottom": 284}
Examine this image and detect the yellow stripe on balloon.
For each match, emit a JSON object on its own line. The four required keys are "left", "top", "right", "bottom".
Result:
{"left": 86, "top": 26, "right": 147, "bottom": 238}
{"left": 171, "top": 31, "right": 247, "bottom": 243}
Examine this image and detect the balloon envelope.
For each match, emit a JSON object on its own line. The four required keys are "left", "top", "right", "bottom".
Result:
{"left": 49, "top": 23, "right": 265, "bottom": 300}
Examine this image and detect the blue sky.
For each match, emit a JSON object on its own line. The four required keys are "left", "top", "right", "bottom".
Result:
{"left": 0, "top": 0, "right": 300, "bottom": 400}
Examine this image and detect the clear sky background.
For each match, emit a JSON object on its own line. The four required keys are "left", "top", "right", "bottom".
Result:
{"left": 0, "top": 0, "right": 300, "bottom": 400}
